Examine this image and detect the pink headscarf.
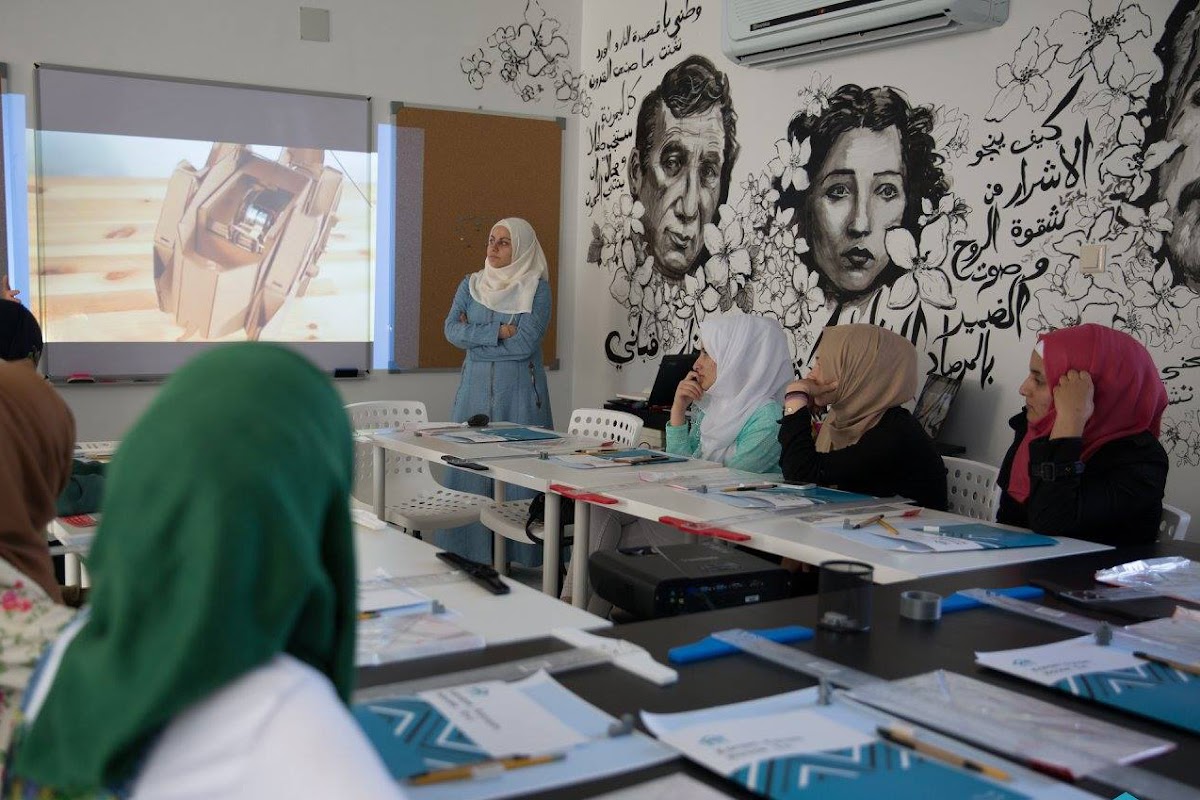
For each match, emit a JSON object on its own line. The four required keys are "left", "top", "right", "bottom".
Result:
{"left": 1007, "top": 324, "right": 1167, "bottom": 503}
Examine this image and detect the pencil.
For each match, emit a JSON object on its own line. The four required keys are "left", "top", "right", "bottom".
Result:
{"left": 1133, "top": 651, "right": 1200, "bottom": 677}
{"left": 850, "top": 513, "right": 885, "bottom": 530}
{"left": 877, "top": 517, "right": 900, "bottom": 536}
{"left": 877, "top": 725, "right": 1011, "bottom": 782}
{"left": 407, "top": 753, "right": 564, "bottom": 785}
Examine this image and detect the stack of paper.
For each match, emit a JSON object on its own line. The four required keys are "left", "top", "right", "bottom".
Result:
{"left": 976, "top": 636, "right": 1200, "bottom": 734}
{"left": 834, "top": 521, "right": 1056, "bottom": 553}
{"left": 356, "top": 613, "right": 485, "bottom": 667}
{"left": 850, "top": 671, "right": 1175, "bottom": 778}
{"left": 353, "top": 673, "right": 675, "bottom": 799}
{"left": 437, "top": 427, "right": 560, "bottom": 443}
{"left": 642, "top": 687, "right": 1097, "bottom": 800}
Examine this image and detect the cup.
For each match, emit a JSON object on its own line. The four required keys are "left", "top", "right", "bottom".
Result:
{"left": 817, "top": 560, "right": 873, "bottom": 632}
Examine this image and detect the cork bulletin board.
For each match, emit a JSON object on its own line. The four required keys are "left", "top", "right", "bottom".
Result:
{"left": 392, "top": 104, "right": 562, "bottom": 369}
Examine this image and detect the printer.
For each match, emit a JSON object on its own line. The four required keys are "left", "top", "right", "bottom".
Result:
{"left": 589, "top": 541, "right": 790, "bottom": 619}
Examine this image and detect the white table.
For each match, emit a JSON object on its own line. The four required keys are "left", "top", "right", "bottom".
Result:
{"left": 368, "top": 429, "right": 723, "bottom": 603}
{"left": 566, "top": 476, "right": 1112, "bottom": 584}
{"left": 354, "top": 519, "right": 609, "bottom": 644}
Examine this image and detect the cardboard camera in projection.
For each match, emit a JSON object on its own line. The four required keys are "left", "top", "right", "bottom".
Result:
{"left": 152, "top": 143, "right": 344, "bottom": 340}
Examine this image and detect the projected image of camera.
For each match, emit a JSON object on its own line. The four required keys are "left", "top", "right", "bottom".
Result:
{"left": 152, "top": 143, "right": 344, "bottom": 340}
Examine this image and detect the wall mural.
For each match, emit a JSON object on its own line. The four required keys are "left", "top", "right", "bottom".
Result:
{"left": 583, "top": 0, "right": 1200, "bottom": 469}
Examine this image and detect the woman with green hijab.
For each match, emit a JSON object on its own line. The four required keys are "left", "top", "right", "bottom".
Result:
{"left": 7, "top": 344, "right": 403, "bottom": 799}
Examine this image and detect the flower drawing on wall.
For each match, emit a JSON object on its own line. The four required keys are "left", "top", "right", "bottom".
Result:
{"left": 1048, "top": 0, "right": 1152, "bottom": 79}
{"left": 986, "top": 28, "right": 1059, "bottom": 122}
{"left": 885, "top": 215, "right": 957, "bottom": 310}
{"left": 460, "top": 49, "right": 493, "bottom": 90}
{"left": 463, "top": 0, "right": 572, "bottom": 104}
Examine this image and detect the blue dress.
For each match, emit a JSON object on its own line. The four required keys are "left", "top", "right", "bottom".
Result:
{"left": 437, "top": 277, "right": 553, "bottom": 565}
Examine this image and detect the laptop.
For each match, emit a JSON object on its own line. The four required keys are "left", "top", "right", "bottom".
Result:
{"left": 913, "top": 373, "right": 962, "bottom": 440}
{"left": 648, "top": 352, "right": 700, "bottom": 408}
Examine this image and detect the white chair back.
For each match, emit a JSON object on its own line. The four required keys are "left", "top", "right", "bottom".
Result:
{"left": 345, "top": 401, "right": 436, "bottom": 507}
{"left": 1160, "top": 503, "right": 1192, "bottom": 542}
{"left": 568, "top": 408, "right": 642, "bottom": 447}
{"left": 943, "top": 456, "right": 1001, "bottom": 521}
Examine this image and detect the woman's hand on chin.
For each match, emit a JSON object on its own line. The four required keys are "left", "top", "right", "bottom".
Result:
{"left": 671, "top": 371, "right": 705, "bottom": 426}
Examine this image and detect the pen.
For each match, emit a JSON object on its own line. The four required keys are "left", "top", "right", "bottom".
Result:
{"left": 850, "top": 514, "right": 885, "bottom": 530}
{"left": 1133, "top": 651, "right": 1200, "bottom": 677}
{"left": 574, "top": 447, "right": 619, "bottom": 455}
{"left": 408, "top": 753, "right": 564, "bottom": 785}
{"left": 722, "top": 483, "right": 778, "bottom": 492}
{"left": 877, "top": 517, "right": 900, "bottom": 536}
{"left": 877, "top": 725, "right": 1011, "bottom": 782}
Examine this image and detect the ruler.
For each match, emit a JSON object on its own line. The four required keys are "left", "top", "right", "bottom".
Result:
{"left": 712, "top": 628, "right": 1198, "bottom": 800}
{"left": 710, "top": 629, "right": 880, "bottom": 689}
{"left": 362, "top": 572, "right": 469, "bottom": 591}
{"left": 355, "top": 643, "right": 635, "bottom": 702}
{"left": 959, "top": 588, "right": 1200, "bottom": 664}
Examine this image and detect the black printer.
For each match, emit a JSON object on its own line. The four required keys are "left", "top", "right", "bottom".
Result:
{"left": 589, "top": 541, "right": 790, "bottom": 619}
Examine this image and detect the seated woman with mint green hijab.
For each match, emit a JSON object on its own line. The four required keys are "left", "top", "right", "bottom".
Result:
{"left": 6, "top": 344, "right": 404, "bottom": 799}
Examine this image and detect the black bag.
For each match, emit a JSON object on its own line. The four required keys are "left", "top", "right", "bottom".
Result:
{"left": 525, "top": 493, "right": 575, "bottom": 543}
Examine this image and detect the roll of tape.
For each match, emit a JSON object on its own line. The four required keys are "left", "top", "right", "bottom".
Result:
{"left": 899, "top": 590, "right": 942, "bottom": 621}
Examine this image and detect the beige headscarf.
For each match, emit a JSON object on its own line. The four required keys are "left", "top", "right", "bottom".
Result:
{"left": 0, "top": 362, "right": 75, "bottom": 603}
{"left": 468, "top": 217, "right": 549, "bottom": 314}
{"left": 814, "top": 324, "right": 918, "bottom": 453}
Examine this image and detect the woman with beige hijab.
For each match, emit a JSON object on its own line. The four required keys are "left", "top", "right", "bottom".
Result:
{"left": 779, "top": 324, "right": 947, "bottom": 509}
{"left": 0, "top": 361, "right": 77, "bottom": 778}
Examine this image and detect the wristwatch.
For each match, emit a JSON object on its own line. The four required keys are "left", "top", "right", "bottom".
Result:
{"left": 1031, "top": 461, "right": 1085, "bottom": 481}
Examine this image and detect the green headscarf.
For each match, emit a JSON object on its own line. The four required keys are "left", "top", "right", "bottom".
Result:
{"left": 11, "top": 343, "right": 357, "bottom": 792}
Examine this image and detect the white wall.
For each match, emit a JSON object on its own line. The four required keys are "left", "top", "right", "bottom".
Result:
{"left": 575, "top": 0, "right": 1200, "bottom": 518}
{"left": 0, "top": 0, "right": 584, "bottom": 437}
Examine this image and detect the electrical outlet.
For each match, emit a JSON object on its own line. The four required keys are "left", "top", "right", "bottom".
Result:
{"left": 1079, "top": 243, "right": 1106, "bottom": 274}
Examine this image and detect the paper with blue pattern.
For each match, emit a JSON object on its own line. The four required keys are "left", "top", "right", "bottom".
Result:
{"left": 978, "top": 637, "right": 1200, "bottom": 734}
{"left": 642, "top": 688, "right": 1099, "bottom": 800}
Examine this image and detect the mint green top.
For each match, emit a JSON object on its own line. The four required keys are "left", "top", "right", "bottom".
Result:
{"left": 665, "top": 402, "right": 783, "bottom": 474}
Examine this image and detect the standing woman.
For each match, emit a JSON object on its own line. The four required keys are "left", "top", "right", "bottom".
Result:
{"left": 441, "top": 218, "right": 553, "bottom": 565}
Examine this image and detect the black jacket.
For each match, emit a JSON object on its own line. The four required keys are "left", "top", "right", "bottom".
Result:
{"left": 778, "top": 406, "right": 948, "bottom": 511}
{"left": 996, "top": 411, "right": 1168, "bottom": 546}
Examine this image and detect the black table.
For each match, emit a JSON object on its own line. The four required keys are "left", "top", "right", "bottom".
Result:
{"left": 359, "top": 541, "right": 1200, "bottom": 799}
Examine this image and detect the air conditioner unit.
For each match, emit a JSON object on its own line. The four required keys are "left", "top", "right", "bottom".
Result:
{"left": 723, "top": 0, "right": 1009, "bottom": 68}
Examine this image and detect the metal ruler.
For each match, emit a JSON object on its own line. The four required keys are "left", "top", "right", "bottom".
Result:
{"left": 711, "top": 628, "right": 1198, "bottom": 800}
{"left": 354, "top": 645, "right": 624, "bottom": 702}
{"left": 711, "top": 629, "right": 880, "bottom": 689}
{"left": 959, "top": 589, "right": 1200, "bottom": 664}
{"left": 363, "top": 571, "right": 469, "bottom": 591}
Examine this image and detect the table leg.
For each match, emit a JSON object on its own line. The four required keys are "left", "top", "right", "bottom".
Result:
{"left": 65, "top": 553, "right": 80, "bottom": 587}
{"left": 372, "top": 444, "right": 385, "bottom": 520}
{"left": 570, "top": 500, "right": 590, "bottom": 609}
{"left": 493, "top": 480, "right": 508, "bottom": 576}
{"left": 543, "top": 492, "right": 561, "bottom": 597}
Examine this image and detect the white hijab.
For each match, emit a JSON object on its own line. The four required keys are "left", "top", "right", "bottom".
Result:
{"left": 468, "top": 217, "right": 549, "bottom": 314}
{"left": 695, "top": 315, "right": 794, "bottom": 465}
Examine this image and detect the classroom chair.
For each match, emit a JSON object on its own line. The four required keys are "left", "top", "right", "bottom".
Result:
{"left": 1160, "top": 503, "right": 1192, "bottom": 542}
{"left": 943, "top": 456, "right": 1001, "bottom": 522}
{"left": 478, "top": 408, "right": 642, "bottom": 576}
{"left": 345, "top": 401, "right": 490, "bottom": 538}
